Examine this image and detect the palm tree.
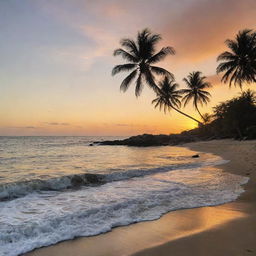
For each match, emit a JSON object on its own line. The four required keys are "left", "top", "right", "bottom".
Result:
{"left": 181, "top": 71, "right": 212, "bottom": 122}
{"left": 216, "top": 29, "right": 256, "bottom": 88}
{"left": 152, "top": 76, "right": 202, "bottom": 124}
{"left": 112, "top": 28, "right": 175, "bottom": 97}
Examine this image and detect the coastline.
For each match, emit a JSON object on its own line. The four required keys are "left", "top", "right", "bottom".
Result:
{"left": 24, "top": 139, "right": 256, "bottom": 256}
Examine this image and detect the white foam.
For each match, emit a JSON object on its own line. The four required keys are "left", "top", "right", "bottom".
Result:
{"left": 0, "top": 167, "right": 248, "bottom": 256}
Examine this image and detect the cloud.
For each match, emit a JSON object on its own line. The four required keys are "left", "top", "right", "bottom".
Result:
{"left": 37, "top": 1, "right": 121, "bottom": 71}
{"left": 50, "top": 25, "right": 119, "bottom": 72}
{"left": 85, "top": 0, "right": 256, "bottom": 63}
{"left": 37, "top": 0, "right": 256, "bottom": 68}
{"left": 44, "top": 122, "right": 70, "bottom": 126}
{"left": 161, "top": 0, "right": 256, "bottom": 63}
{"left": 105, "top": 123, "right": 161, "bottom": 129}
{"left": 7, "top": 126, "right": 37, "bottom": 129}
{"left": 79, "top": 25, "right": 118, "bottom": 58}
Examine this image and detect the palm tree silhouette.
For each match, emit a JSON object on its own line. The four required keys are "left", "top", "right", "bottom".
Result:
{"left": 181, "top": 71, "right": 212, "bottom": 122}
{"left": 152, "top": 76, "right": 202, "bottom": 124}
{"left": 216, "top": 29, "right": 256, "bottom": 88}
{"left": 112, "top": 29, "right": 175, "bottom": 96}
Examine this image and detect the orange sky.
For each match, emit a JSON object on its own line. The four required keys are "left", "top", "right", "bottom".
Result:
{"left": 0, "top": 0, "right": 255, "bottom": 136}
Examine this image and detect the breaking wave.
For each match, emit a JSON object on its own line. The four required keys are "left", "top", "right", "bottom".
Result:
{"left": 0, "top": 157, "right": 228, "bottom": 201}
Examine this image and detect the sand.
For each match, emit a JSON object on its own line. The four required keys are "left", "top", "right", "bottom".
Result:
{"left": 24, "top": 139, "right": 256, "bottom": 256}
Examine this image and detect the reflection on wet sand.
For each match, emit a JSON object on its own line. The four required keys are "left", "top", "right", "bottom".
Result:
{"left": 25, "top": 203, "right": 247, "bottom": 256}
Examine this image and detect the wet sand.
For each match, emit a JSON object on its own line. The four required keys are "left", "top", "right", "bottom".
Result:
{"left": 24, "top": 139, "right": 256, "bottom": 256}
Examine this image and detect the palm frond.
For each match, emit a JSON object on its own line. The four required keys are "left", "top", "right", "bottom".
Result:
{"left": 120, "top": 70, "right": 137, "bottom": 92}
{"left": 199, "top": 90, "right": 211, "bottom": 97}
{"left": 144, "top": 68, "right": 158, "bottom": 92}
{"left": 150, "top": 66, "right": 174, "bottom": 79}
{"left": 182, "top": 77, "right": 191, "bottom": 88}
{"left": 148, "top": 47, "right": 175, "bottom": 63}
{"left": 113, "top": 48, "right": 138, "bottom": 62}
{"left": 148, "top": 33, "right": 162, "bottom": 46}
{"left": 112, "top": 64, "right": 137, "bottom": 76}
{"left": 225, "top": 39, "right": 238, "bottom": 53}
{"left": 217, "top": 51, "right": 236, "bottom": 61}
{"left": 182, "top": 93, "right": 194, "bottom": 107}
{"left": 120, "top": 39, "right": 139, "bottom": 56}
{"left": 216, "top": 61, "right": 235, "bottom": 74}
{"left": 135, "top": 73, "right": 143, "bottom": 97}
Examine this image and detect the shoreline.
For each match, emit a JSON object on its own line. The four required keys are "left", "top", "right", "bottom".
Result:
{"left": 24, "top": 139, "right": 256, "bottom": 256}
{"left": 133, "top": 139, "right": 256, "bottom": 256}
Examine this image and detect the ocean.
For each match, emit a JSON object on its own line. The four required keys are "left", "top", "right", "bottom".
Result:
{"left": 0, "top": 136, "right": 248, "bottom": 256}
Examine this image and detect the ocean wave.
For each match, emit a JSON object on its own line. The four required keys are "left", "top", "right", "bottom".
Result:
{"left": 0, "top": 157, "right": 228, "bottom": 201}
{"left": 0, "top": 168, "right": 248, "bottom": 256}
{"left": 0, "top": 173, "right": 104, "bottom": 201}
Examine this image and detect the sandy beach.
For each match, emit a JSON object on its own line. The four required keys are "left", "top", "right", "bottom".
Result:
{"left": 24, "top": 139, "right": 256, "bottom": 256}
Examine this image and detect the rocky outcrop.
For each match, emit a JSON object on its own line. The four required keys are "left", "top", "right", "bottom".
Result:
{"left": 95, "top": 133, "right": 200, "bottom": 147}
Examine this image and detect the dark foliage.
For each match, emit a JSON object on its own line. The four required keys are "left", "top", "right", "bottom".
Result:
{"left": 186, "top": 90, "right": 256, "bottom": 139}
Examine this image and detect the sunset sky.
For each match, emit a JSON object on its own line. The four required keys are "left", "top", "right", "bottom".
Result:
{"left": 1, "top": 0, "right": 255, "bottom": 136}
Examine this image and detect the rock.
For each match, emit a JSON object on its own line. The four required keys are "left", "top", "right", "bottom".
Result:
{"left": 89, "top": 143, "right": 93, "bottom": 146}
{"left": 192, "top": 154, "right": 200, "bottom": 158}
{"left": 96, "top": 133, "right": 198, "bottom": 147}
{"left": 71, "top": 175, "right": 84, "bottom": 186}
{"left": 84, "top": 174, "right": 102, "bottom": 184}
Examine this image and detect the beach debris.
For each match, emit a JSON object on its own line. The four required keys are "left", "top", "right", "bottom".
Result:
{"left": 192, "top": 154, "right": 200, "bottom": 158}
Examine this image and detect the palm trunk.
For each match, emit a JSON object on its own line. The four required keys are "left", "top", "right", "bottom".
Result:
{"left": 171, "top": 106, "right": 203, "bottom": 125}
{"left": 195, "top": 102, "right": 205, "bottom": 122}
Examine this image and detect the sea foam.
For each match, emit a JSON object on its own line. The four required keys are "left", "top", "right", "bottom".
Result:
{"left": 0, "top": 165, "right": 248, "bottom": 256}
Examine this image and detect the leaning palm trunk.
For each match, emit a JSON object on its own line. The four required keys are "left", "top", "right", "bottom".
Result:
{"left": 171, "top": 106, "right": 203, "bottom": 125}
{"left": 195, "top": 102, "right": 205, "bottom": 122}
{"left": 152, "top": 76, "right": 204, "bottom": 125}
